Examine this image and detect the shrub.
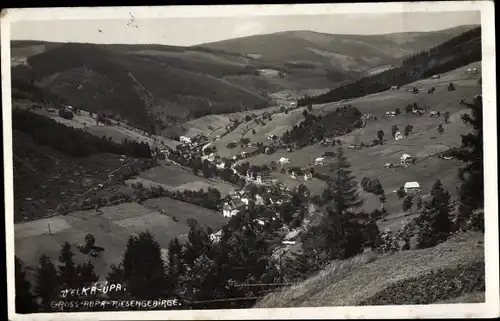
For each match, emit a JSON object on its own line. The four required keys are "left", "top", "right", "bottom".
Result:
{"left": 226, "top": 142, "right": 237, "bottom": 149}
{"left": 359, "top": 261, "right": 485, "bottom": 305}
{"left": 58, "top": 109, "right": 74, "bottom": 120}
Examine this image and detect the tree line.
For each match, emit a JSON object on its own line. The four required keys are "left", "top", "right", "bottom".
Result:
{"left": 13, "top": 109, "right": 152, "bottom": 159}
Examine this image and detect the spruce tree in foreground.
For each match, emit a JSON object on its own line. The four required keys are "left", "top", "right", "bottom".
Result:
{"left": 303, "top": 147, "right": 368, "bottom": 261}
{"left": 58, "top": 242, "right": 76, "bottom": 288}
{"left": 34, "top": 255, "right": 60, "bottom": 311}
{"left": 455, "top": 96, "right": 484, "bottom": 231}
{"left": 429, "top": 179, "right": 453, "bottom": 242}
{"left": 15, "top": 256, "right": 39, "bottom": 313}
{"left": 117, "top": 231, "right": 168, "bottom": 300}
{"left": 74, "top": 261, "right": 99, "bottom": 289}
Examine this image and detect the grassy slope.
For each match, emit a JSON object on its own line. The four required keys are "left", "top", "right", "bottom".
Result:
{"left": 256, "top": 231, "right": 484, "bottom": 308}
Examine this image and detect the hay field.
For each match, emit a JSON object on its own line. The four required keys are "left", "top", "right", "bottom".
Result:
{"left": 143, "top": 197, "right": 227, "bottom": 230}
{"left": 14, "top": 200, "right": 215, "bottom": 282}
{"left": 134, "top": 164, "right": 237, "bottom": 196}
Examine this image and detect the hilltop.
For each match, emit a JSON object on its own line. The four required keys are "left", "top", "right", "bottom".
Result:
{"left": 197, "top": 25, "right": 478, "bottom": 77}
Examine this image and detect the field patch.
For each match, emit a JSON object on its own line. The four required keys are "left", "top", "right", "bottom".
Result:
{"left": 14, "top": 201, "right": 200, "bottom": 282}
{"left": 83, "top": 125, "right": 135, "bottom": 143}
{"left": 15, "top": 217, "right": 72, "bottom": 239}
{"left": 143, "top": 197, "right": 227, "bottom": 230}
{"left": 136, "top": 164, "right": 236, "bottom": 196}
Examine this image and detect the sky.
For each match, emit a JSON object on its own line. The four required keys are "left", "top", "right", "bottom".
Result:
{"left": 11, "top": 11, "right": 480, "bottom": 47}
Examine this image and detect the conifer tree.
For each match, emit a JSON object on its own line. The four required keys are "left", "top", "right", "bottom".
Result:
{"left": 74, "top": 261, "right": 99, "bottom": 289}
{"left": 415, "top": 203, "right": 435, "bottom": 249}
{"left": 120, "top": 231, "right": 167, "bottom": 300}
{"left": 58, "top": 242, "right": 76, "bottom": 288}
{"left": 304, "top": 148, "right": 367, "bottom": 261}
{"left": 328, "top": 147, "right": 363, "bottom": 214}
{"left": 34, "top": 255, "right": 60, "bottom": 311}
{"left": 166, "top": 237, "right": 184, "bottom": 290}
{"left": 429, "top": 179, "right": 453, "bottom": 242}
{"left": 15, "top": 256, "right": 39, "bottom": 313}
{"left": 455, "top": 96, "right": 484, "bottom": 231}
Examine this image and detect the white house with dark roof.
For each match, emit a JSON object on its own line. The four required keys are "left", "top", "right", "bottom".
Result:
{"left": 404, "top": 181, "right": 421, "bottom": 194}
{"left": 400, "top": 153, "right": 413, "bottom": 166}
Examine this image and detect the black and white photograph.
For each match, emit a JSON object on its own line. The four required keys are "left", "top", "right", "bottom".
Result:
{"left": 2, "top": 2, "right": 498, "bottom": 320}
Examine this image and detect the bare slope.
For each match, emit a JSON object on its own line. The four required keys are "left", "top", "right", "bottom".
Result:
{"left": 256, "top": 232, "right": 484, "bottom": 308}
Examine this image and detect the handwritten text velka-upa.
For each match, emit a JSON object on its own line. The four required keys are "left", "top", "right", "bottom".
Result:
{"left": 60, "top": 282, "right": 125, "bottom": 298}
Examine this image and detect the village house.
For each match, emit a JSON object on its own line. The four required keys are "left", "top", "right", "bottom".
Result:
{"left": 429, "top": 111, "right": 441, "bottom": 118}
{"left": 179, "top": 136, "right": 191, "bottom": 144}
{"left": 384, "top": 162, "right": 393, "bottom": 168}
{"left": 210, "top": 230, "right": 223, "bottom": 243}
{"left": 222, "top": 199, "right": 246, "bottom": 218}
{"left": 278, "top": 157, "right": 290, "bottom": 166}
{"left": 304, "top": 172, "right": 313, "bottom": 181}
{"left": 431, "top": 74, "right": 441, "bottom": 79}
{"left": 400, "top": 153, "right": 413, "bottom": 166}
{"left": 395, "top": 131, "right": 404, "bottom": 141}
{"left": 216, "top": 162, "right": 226, "bottom": 169}
{"left": 314, "top": 157, "right": 325, "bottom": 166}
{"left": 404, "top": 181, "right": 421, "bottom": 194}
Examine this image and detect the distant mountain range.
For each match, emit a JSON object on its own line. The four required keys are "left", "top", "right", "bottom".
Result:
{"left": 10, "top": 24, "right": 479, "bottom": 131}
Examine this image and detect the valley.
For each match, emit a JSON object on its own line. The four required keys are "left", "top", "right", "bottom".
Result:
{"left": 9, "top": 22, "right": 486, "bottom": 311}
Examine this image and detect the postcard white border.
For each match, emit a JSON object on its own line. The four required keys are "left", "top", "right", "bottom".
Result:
{"left": 2, "top": 1, "right": 498, "bottom": 320}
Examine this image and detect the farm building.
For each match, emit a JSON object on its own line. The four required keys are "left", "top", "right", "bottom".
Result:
{"left": 384, "top": 162, "right": 393, "bottom": 168}
{"left": 314, "top": 157, "right": 325, "bottom": 165}
{"left": 404, "top": 181, "right": 421, "bottom": 194}
{"left": 467, "top": 68, "right": 479, "bottom": 74}
{"left": 400, "top": 153, "right": 413, "bottom": 166}
{"left": 389, "top": 85, "right": 399, "bottom": 91}
{"left": 222, "top": 199, "right": 246, "bottom": 218}
{"left": 429, "top": 111, "right": 441, "bottom": 117}
{"left": 395, "top": 131, "right": 404, "bottom": 140}
{"left": 304, "top": 172, "right": 313, "bottom": 181}
{"left": 279, "top": 157, "right": 290, "bottom": 165}
{"left": 216, "top": 162, "right": 226, "bottom": 169}
{"left": 431, "top": 75, "right": 441, "bottom": 79}
{"left": 385, "top": 111, "right": 396, "bottom": 118}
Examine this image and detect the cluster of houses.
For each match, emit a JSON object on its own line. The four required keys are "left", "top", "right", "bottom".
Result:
{"left": 220, "top": 184, "right": 292, "bottom": 219}
{"left": 179, "top": 133, "right": 210, "bottom": 148}
{"left": 467, "top": 68, "right": 479, "bottom": 74}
